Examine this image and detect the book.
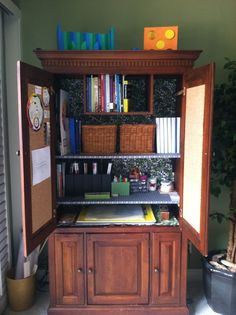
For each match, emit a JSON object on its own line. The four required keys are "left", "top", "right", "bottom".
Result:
{"left": 75, "top": 119, "right": 81, "bottom": 154}
{"left": 156, "top": 117, "right": 161, "bottom": 153}
{"left": 100, "top": 74, "right": 105, "bottom": 112}
{"left": 59, "top": 89, "right": 70, "bottom": 155}
{"left": 93, "top": 76, "right": 99, "bottom": 112}
{"left": 69, "top": 118, "right": 76, "bottom": 154}
{"left": 176, "top": 117, "right": 180, "bottom": 153}
{"left": 163, "top": 118, "right": 168, "bottom": 153}
{"left": 56, "top": 162, "right": 66, "bottom": 197}
{"left": 123, "top": 79, "right": 129, "bottom": 113}
{"left": 105, "top": 74, "right": 110, "bottom": 112}
{"left": 109, "top": 74, "right": 114, "bottom": 111}
{"left": 159, "top": 117, "right": 164, "bottom": 153}
{"left": 84, "top": 192, "right": 110, "bottom": 200}
{"left": 171, "top": 117, "right": 176, "bottom": 153}
{"left": 167, "top": 117, "right": 172, "bottom": 153}
{"left": 86, "top": 76, "right": 91, "bottom": 112}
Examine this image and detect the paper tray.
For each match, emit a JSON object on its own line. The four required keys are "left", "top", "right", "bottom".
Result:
{"left": 76, "top": 204, "right": 156, "bottom": 224}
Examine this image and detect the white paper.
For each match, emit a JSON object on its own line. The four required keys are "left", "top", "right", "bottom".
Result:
{"left": 32, "top": 146, "right": 51, "bottom": 186}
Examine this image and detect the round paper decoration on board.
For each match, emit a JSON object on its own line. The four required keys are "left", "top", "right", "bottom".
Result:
{"left": 27, "top": 93, "right": 44, "bottom": 131}
{"left": 42, "top": 87, "right": 50, "bottom": 107}
{"left": 156, "top": 40, "right": 165, "bottom": 49}
{"left": 165, "top": 29, "right": 175, "bottom": 40}
{"left": 148, "top": 30, "right": 156, "bottom": 40}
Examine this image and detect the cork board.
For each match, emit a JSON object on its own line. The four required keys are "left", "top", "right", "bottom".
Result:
{"left": 27, "top": 84, "right": 52, "bottom": 234}
{"left": 183, "top": 84, "right": 205, "bottom": 233}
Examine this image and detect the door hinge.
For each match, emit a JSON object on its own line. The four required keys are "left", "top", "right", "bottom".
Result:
{"left": 175, "top": 87, "right": 186, "bottom": 96}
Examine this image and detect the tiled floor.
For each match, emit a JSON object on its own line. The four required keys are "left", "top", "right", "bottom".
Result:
{"left": 3, "top": 269, "right": 220, "bottom": 315}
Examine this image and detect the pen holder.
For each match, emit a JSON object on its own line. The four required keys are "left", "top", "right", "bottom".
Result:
{"left": 111, "top": 182, "right": 130, "bottom": 196}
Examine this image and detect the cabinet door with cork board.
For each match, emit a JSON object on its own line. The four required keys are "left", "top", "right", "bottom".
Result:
{"left": 17, "top": 61, "right": 57, "bottom": 256}
{"left": 17, "top": 50, "right": 214, "bottom": 315}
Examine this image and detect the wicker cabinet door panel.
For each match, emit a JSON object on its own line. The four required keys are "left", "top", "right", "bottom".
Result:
{"left": 87, "top": 233, "right": 149, "bottom": 304}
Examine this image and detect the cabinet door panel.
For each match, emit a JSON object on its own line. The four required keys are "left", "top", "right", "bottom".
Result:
{"left": 17, "top": 61, "right": 56, "bottom": 256}
{"left": 54, "top": 234, "right": 84, "bottom": 305}
{"left": 151, "top": 233, "right": 181, "bottom": 305}
{"left": 87, "top": 233, "right": 149, "bottom": 304}
{"left": 180, "top": 64, "right": 214, "bottom": 256}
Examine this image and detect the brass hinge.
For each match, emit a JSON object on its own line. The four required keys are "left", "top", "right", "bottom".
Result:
{"left": 175, "top": 87, "right": 186, "bottom": 96}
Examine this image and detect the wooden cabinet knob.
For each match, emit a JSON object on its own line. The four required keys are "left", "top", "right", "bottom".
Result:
{"left": 88, "top": 268, "right": 93, "bottom": 273}
{"left": 77, "top": 268, "right": 83, "bottom": 273}
{"left": 154, "top": 268, "right": 159, "bottom": 273}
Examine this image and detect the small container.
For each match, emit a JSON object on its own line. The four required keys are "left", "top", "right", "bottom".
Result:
{"left": 92, "top": 163, "right": 97, "bottom": 175}
{"left": 74, "top": 162, "right": 79, "bottom": 174}
{"left": 160, "top": 179, "right": 173, "bottom": 193}
{"left": 148, "top": 177, "right": 157, "bottom": 191}
{"left": 160, "top": 210, "right": 170, "bottom": 220}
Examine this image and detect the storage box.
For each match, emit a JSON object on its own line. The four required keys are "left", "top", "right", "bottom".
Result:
{"left": 82, "top": 125, "right": 117, "bottom": 154}
{"left": 111, "top": 182, "right": 130, "bottom": 196}
{"left": 120, "top": 124, "right": 156, "bottom": 153}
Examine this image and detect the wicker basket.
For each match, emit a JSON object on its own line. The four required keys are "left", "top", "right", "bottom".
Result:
{"left": 120, "top": 124, "right": 156, "bottom": 153}
{"left": 82, "top": 125, "right": 117, "bottom": 154}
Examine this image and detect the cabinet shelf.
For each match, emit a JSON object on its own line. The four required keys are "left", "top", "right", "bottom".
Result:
{"left": 56, "top": 153, "right": 181, "bottom": 160}
{"left": 83, "top": 111, "right": 152, "bottom": 116}
{"left": 57, "top": 191, "right": 180, "bottom": 205}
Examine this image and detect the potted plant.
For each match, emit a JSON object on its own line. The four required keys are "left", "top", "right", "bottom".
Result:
{"left": 202, "top": 59, "right": 236, "bottom": 315}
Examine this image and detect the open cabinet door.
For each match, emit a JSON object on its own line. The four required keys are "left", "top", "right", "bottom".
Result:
{"left": 17, "top": 61, "right": 56, "bottom": 256}
{"left": 180, "top": 64, "right": 214, "bottom": 256}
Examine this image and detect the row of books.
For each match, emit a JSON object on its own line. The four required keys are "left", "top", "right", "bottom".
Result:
{"left": 156, "top": 117, "right": 180, "bottom": 154}
{"left": 58, "top": 88, "right": 82, "bottom": 155}
{"left": 86, "top": 74, "right": 129, "bottom": 113}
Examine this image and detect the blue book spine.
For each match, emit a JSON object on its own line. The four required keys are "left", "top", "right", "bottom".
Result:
{"left": 74, "top": 119, "right": 79, "bottom": 154}
{"left": 75, "top": 119, "right": 81, "bottom": 154}
{"left": 116, "top": 74, "right": 120, "bottom": 112}
{"left": 69, "top": 118, "right": 76, "bottom": 154}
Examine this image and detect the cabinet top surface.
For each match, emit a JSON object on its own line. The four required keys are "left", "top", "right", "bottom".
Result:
{"left": 34, "top": 49, "right": 202, "bottom": 74}
{"left": 34, "top": 49, "right": 202, "bottom": 58}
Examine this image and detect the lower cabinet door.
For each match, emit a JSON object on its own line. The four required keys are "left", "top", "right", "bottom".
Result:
{"left": 54, "top": 234, "right": 85, "bottom": 305}
{"left": 151, "top": 233, "right": 181, "bottom": 305}
{"left": 87, "top": 233, "right": 149, "bottom": 304}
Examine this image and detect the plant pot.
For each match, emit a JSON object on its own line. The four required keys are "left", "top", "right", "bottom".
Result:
{"left": 202, "top": 250, "right": 236, "bottom": 315}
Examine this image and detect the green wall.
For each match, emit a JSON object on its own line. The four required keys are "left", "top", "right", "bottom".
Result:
{"left": 15, "top": 0, "right": 236, "bottom": 82}
{"left": 14, "top": 0, "right": 235, "bottom": 261}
